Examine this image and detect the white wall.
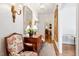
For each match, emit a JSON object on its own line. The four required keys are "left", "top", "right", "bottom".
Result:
{"left": 62, "top": 5, "right": 76, "bottom": 35}
{"left": 0, "top": 4, "right": 23, "bottom": 55}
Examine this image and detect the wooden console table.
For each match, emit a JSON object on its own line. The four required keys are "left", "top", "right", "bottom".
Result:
{"left": 23, "top": 35, "right": 43, "bottom": 54}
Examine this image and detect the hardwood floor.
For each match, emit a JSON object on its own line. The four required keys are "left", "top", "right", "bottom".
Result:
{"left": 62, "top": 44, "right": 76, "bottom": 56}
{"left": 51, "top": 41, "right": 76, "bottom": 56}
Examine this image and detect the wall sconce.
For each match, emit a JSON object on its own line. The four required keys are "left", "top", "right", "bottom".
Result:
{"left": 11, "top": 5, "right": 21, "bottom": 23}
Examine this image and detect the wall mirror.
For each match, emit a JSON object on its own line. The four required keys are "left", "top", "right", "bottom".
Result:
{"left": 23, "top": 4, "right": 58, "bottom": 43}
{"left": 23, "top": 5, "right": 32, "bottom": 35}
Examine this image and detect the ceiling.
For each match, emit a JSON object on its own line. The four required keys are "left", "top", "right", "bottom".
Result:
{"left": 24, "top": 3, "right": 57, "bottom": 14}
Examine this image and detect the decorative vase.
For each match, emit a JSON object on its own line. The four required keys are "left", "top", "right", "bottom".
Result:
{"left": 29, "top": 32, "right": 33, "bottom": 37}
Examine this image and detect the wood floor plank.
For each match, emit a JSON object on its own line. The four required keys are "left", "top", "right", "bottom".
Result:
{"left": 62, "top": 44, "right": 75, "bottom": 56}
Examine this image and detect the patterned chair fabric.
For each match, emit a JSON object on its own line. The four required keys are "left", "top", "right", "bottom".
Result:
{"left": 10, "top": 51, "right": 37, "bottom": 56}
{"left": 6, "top": 33, "right": 37, "bottom": 56}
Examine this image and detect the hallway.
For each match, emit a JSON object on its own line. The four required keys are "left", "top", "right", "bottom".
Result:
{"left": 39, "top": 42, "right": 56, "bottom": 56}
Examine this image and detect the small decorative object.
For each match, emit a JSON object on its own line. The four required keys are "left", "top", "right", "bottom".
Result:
{"left": 27, "top": 29, "right": 34, "bottom": 37}
{"left": 11, "top": 5, "right": 21, "bottom": 23}
{"left": 49, "top": 24, "right": 52, "bottom": 41}
{"left": 25, "top": 28, "right": 36, "bottom": 37}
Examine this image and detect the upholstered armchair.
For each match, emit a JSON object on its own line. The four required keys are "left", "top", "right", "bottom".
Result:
{"left": 5, "top": 33, "right": 37, "bottom": 56}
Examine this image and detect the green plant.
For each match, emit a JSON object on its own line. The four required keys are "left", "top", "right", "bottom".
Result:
{"left": 28, "top": 29, "right": 34, "bottom": 34}
{"left": 25, "top": 28, "right": 36, "bottom": 36}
